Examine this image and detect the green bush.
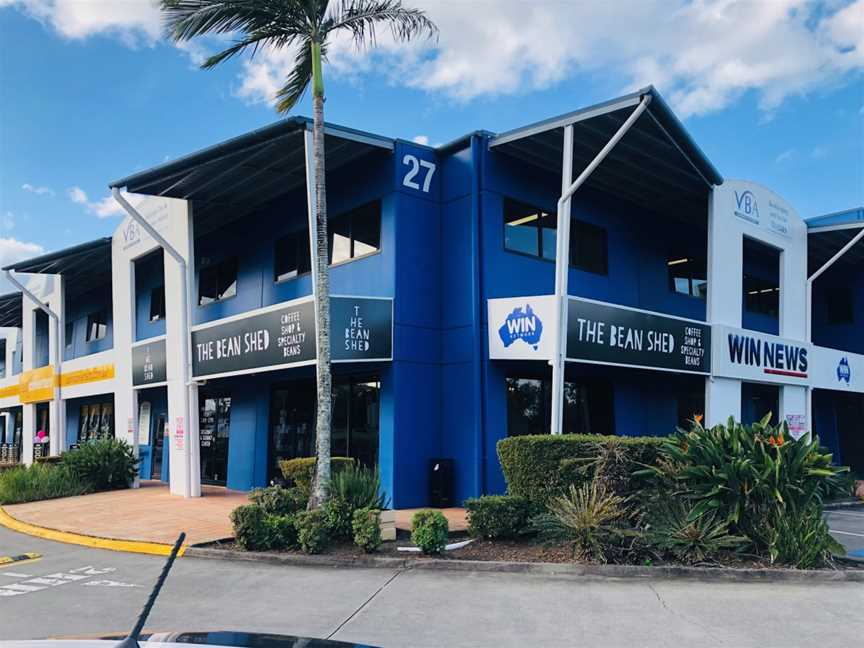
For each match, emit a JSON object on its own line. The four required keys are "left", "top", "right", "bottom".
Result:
{"left": 352, "top": 508, "right": 382, "bottom": 553}
{"left": 60, "top": 438, "right": 138, "bottom": 491}
{"left": 497, "top": 434, "right": 665, "bottom": 505}
{"left": 645, "top": 500, "right": 747, "bottom": 565}
{"left": 645, "top": 416, "right": 849, "bottom": 567}
{"left": 465, "top": 495, "right": 533, "bottom": 539}
{"left": 262, "top": 514, "right": 299, "bottom": 551}
{"left": 0, "top": 463, "right": 91, "bottom": 505}
{"left": 231, "top": 504, "right": 267, "bottom": 551}
{"left": 323, "top": 497, "right": 354, "bottom": 540}
{"left": 327, "top": 464, "right": 388, "bottom": 510}
{"left": 530, "top": 480, "right": 631, "bottom": 563}
{"left": 411, "top": 509, "right": 449, "bottom": 555}
{"left": 278, "top": 457, "right": 355, "bottom": 497}
{"left": 249, "top": 485, "right": 306, "bottom": 516}
{"left": 296, "top": 509, "right": 330, "bottom": 554}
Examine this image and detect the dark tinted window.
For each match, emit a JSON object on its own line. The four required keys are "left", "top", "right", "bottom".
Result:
{"left": 328, "top": 201, "right": 381, "bottom": 265}
{"left": 506, "top": 376, "right": 613, "bottom": 436}
{"left": 826, "top": 284, "right": 853, "bottom": 325}
{"left": 150, "top": 285, "right": 166, "bottom": 321}
{"left": 274, "top": 231, "right": 311, "bottom": 282}
{"left": 86, "top": 311, "right": 107, "bottom": 342}
{"left": 504, "top": 199, "right": 544, "bottom": 257}
{"left": 199, "top": 257, "right": 238, "bottom": 305}
{"left": 743, "top": 274, "right": 779, "bottom": 317}
{"left": 570, "top": 219, "right": 608, "bottom": 275}
{"left": 65, "top": 321, "right": 73, "bottom": 347}
{"left": 668, "top": 257, "right": 707, "bottom": 299}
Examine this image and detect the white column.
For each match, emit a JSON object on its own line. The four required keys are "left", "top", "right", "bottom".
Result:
{"left": 22, "top": 404, "right": 34, "bottom": 465}
{"left": 780, "top": 385, "right": 808, "bottom": 439}
{"left": 49, "top": 275, "right": 64, "bottom": 455}
{"left": 705, "top": 378, "right": 741, "bottom": 427}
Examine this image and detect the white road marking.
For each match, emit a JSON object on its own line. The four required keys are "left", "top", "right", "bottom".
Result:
{"left": 1, "top": 582, "right": 45, "bottom": 592}
{"left": 84, "top": 579, "right": 137, "bottom": 588}
{"left": 830, "top": 529, "right": 864, "bottom": 538}
{"left": 0, "top": 565, "right": 121, "bottom": 599}
{"left": 0, "top": 589, "right": 25, "bottom": 597}
{"left": 825, "top": 511, "right": 864, "bottom": 518}
{"left": 0, "top": 572, "right": 32, "bottom": 578}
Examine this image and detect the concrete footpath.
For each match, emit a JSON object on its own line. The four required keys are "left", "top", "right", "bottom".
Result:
{"left": 1, "top": 525, "right": 862, "bottom": 647}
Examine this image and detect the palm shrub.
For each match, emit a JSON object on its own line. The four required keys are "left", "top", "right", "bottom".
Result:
{"left": 0, "top": 463, "right": 91, "bottom": 505}
{"left": 645, "top": 500, "right": 747, "bottom": 565}
{"left": 60, "top": 438, "right": 138, "bottom": 491}
{"left": 324, "top": 464, "right": 388, "bottom": 539}
{"left": 530, "top": 479, "right": 631, "bottom": 563}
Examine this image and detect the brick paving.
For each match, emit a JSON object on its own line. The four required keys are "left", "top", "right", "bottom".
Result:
{"left": 3, "top": 480, "right": 247, "bottom": 546}
{"left": 394, "top": 507, "right": 468, "bottom": 532}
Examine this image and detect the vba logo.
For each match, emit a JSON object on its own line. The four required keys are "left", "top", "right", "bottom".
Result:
{"left": 837, "top": 357, "right": 851, "bottom": 384}
{"left": 733, "top": 190, "right": 760, "bottom": 225}
{"left": 122, "top": 219, "right": 141, "bottom": 247}
{"left": 498, "top": 304, "right": 543, "bottom": 350}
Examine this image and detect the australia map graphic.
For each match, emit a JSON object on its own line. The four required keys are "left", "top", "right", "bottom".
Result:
{"left": 498, "top": 304, "right": 543, "bottom": 350}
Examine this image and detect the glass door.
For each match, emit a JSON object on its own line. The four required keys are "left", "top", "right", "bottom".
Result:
{"left": 199, "top": 395, "right": 231, "bottom": 485}
{"left": 151, "top": 415, "right": 166, "bottom": 479}
{"left": 268, "top": 382, "right": 316, "bottom": 482}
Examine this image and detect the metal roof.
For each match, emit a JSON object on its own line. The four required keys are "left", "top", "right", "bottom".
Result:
{"left": 3, "top": 237, "right": 112, "bottom": 296}
{"left": 0, "top": 292, "right": 22, "bottom": 328}
{"left": 807, "top": 207, "right": 864, "bottom": 274}
{"left": 109, "top": 117, "right": 394, "bottom": 226}
{"left": 488, "top": 86, "right": 722, "bottom": 220}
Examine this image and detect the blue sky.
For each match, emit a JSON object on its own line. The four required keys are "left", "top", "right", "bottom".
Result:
{"left": 0, "top": 0, "right": 862, "bottom": 274}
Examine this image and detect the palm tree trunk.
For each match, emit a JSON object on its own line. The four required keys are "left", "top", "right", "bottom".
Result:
{"left": 309, "top": 76, "right": 332, "bottom": 509}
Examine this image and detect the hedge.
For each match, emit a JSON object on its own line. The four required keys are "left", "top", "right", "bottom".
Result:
{"left": 278, "top": 456, "right": 355, "bottom": 495}
{"left": 497, "top": 434, "right": 666, "bottom": 504}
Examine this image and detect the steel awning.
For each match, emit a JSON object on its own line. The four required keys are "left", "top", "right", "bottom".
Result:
{"left": 489, "top": 86, "right": 722, "bottom": 219}
{"left": 807, "top": 207, "right": 864, "bottom": 274}
{"left": 109, "top": 117, "right": 394, "bottom": 228}
{"left": 3, "top": 237, "right": 112, "bottom": 298}
{"left": 0, "top": 292, "right": 22, "bottom": 328}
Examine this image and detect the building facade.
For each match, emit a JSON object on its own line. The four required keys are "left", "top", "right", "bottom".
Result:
{"left": 0, "top": 87, "right": 861, "bottom": 507}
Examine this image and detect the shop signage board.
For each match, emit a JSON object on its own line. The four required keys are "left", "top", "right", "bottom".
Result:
{"left": 132, "top": 339, "right": 167, "bottom": 387}
{"left": 566, "top": 297, "right": 711, "bottom": 374}
{"left": 487, "top": 295, "right": 558, "bottom": 360}
{"left": 712, "top": 325, "right": 811, "bottom": 386}
{"left": 809, "top": 345, "right": 864, "bottom": 393}
{"left": 18, "top": 366, "right": 55, "bottom": 403}
{"left": 191, "top": 296, "right": 394, "bottom": 379}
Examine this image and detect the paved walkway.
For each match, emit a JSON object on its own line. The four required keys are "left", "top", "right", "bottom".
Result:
{"left": 3, "top": 481, "right": 247, "bottom": 546}
{"left": 394, "top": 507, "right": 467, "bottom": 532}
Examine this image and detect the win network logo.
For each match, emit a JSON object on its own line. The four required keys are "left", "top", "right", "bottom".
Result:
{"left": 837, "top": 357, "right": 851, "bottom": 384}
{"left": 498, "top": 304, "right": 543, "bottom": 350}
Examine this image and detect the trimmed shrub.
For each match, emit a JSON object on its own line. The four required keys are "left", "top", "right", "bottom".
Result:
{"left": 60, "top": 438, "right": 138, "bottom": 491}
{"left": 352, "top": 508, "right": 382, "bottom": 553}
{"left": 296, "top": 509, "right": 330, "bottom": 554}
{"left": 465, "top": 495, "right": 533, "bottom": 539}
{"left": 249, "top": 485, "right": 306, "bottom": 516}
{"left": 278, "top": 457, "right": 355, "bottom": 497}
{"left": 323, "top": 497, "right": 354, "bottom": 540}
{"left": 497, "top": 434, "right": 665, "bottom": 505}
{"left": 0, "top": 463, "right": 91, "bottom": 505}
{"left": 411, "top": 509, "right": 449, "bottom": 555}
{"left": 231, "top": 504, "right": 267, "bottom": 551}
{"left": 262, "top": 514, "right": 299, "bottom": 551}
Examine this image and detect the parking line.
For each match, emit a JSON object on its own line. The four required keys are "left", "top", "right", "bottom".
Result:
{"left": 825, "top": 511, "right": 864, "bottom": 518}
{"left": 829, "top": 529, "right": 864, "bottom": 538}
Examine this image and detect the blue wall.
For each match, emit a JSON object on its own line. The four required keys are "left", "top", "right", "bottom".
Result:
{"left": 812, "top": 264, "right": 863, "bottom": 354}
{"left": 64, "top": 284, "right": 113, "bottom": 360}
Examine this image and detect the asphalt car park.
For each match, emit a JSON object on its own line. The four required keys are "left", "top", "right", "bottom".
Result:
{"left": 826, "top": 504, "right": 864, "bottom": 559}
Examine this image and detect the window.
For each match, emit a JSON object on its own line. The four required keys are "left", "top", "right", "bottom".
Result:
{"left": 328, "top": 201, "right": 381, "bottom": 265}
{"left": 150, "top": 285, "right": 166, "bottom": 321}
{"left": 86, "top": 311, "right": 107, "bottom": 342}
{"left": 64, "top": 322, "right": 73, "bottom": 347}
{"left": 274, "top": 231, "right": 311, "bottom": 282}
{"left": 743, "top": 274, "right": 779, "bottom": 317}
{"left": 668, "top": 257, "right": 707, "bottom": 299}
{"left": 503, "top": 198, "right": 608, "bottom": 274}
{"left": 505, "top": 376, "right": 613, "bottom": 436}
{"left": 0, "top": 340, "right": 5, "bottom": 379}
{"left": 826, "top": 284, "right": 853, "bottom": 325}
{"left": 199, "top": 257, "right": 238, "bottom": 305}
{"left": 570, "top": 219, "right": 608, "bottom": 275}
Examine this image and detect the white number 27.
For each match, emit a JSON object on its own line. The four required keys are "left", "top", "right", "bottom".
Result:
{"left": 402, "top": 154, "right": 436, "bottom": 193}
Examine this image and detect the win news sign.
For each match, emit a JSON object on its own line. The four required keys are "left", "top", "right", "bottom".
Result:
{"left": 712, "top": 326, "right": 809, "bottom": 385}
{"left": 191, "top": 296, "right": 392, "bottom": 379}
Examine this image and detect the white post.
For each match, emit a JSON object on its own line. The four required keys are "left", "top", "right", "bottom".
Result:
{"left": 549, "top": 125, "right": 574, "bottom": 435}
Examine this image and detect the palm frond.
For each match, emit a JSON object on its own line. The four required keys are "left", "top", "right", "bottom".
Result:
{"left": 274, "top": 38, "right": 319, "bottom": 113}
{"left": 325, "top": 0, "right": 438, "bottom": 49}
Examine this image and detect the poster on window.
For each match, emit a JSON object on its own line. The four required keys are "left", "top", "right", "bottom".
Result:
{"left": 566, "top": 297, "right": 711, "bottom": 374}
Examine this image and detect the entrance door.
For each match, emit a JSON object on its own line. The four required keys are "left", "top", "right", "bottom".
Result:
{"left": 269, "top": 382, "right": 316, "bottom": 481}
{"left": 151, "top": 415, "right": 166, "bottom": 479}
{"left": 200, "top": 395, "right": 231, "bottom": 485}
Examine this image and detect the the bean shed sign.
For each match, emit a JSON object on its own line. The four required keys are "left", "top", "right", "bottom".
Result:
{"left": 191, "top": 296, "right": 392, "bottom": 379}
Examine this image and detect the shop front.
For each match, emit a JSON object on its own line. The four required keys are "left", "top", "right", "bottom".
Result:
{"left": 0, "top": 406, "right": 23, "bottom": 465}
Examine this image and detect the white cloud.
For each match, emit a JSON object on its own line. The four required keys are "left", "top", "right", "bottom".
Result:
{"left": 0, "top": 237, "right": 45, "bottom": 290}
{"left": 21, "top": 183, "right": 54, "bottom": 196}
{"left": 412, "top": 135, "right": 430, "bottom": 146}
{"left": 775, "top": 149, "right": 796, "bottom": 164}
{"left": 67, "top": 185, "right": 137, "bottom": 218}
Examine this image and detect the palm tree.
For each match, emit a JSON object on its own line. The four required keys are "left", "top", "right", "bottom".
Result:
{"left": 161, "top": 0, "right": 437, "bottom": 507}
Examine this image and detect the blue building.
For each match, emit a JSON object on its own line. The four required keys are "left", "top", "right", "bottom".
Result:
{"left": 0, "top": 87, "right": 861, "bottom": 505}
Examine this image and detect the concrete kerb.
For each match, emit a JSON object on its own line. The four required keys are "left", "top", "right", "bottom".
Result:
{"left": 184, "top": 546, "right": 864, "bottom": 583}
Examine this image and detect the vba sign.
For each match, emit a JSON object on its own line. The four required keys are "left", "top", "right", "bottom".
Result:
{"left": 714, "top": 326, "right": 809, "bottom": 385}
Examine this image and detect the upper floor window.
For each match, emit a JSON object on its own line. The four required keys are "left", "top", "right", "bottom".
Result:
{"left": 274, "top": 231, "right": 312, "bottom": 283}
{"left": 826, "top": 284, "right": 853, "bottom": 325}
{"left": 65, "top": 322, "right": 73, "bottom": 347}
{"left": 668, "top": 257, "right": 707, "bottom": 299}
{"left": 328, "top": 201, "right": 381, "bottom": 265}
{"left": 86, "top": 311, "right": 108, "bottom": 342}
{"left": 150, "top": 285, "right": 166, "bottom": 321}
{"left": 199, "top": 257, "right": 238, "bottom": 305}
{"left": 503, "top": 198, "right": 608, "bottom": 275}
{"left": 743, "top": 275, "right": 779, "bottom": 317}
